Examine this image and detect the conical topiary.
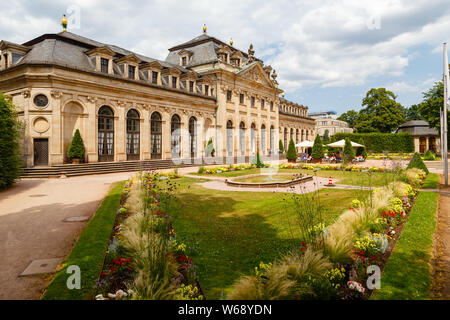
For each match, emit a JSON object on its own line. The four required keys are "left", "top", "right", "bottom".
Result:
{"left": 286, "top": 139, "right": 297, "bottom": 162}
{"left": 67, "top": 129, "right": 85, "bottom": 160}
{"left": 343, "top": 137, "right": 354, "bottom": 163}
{"left": 407, "top": 152, "right": 429, "bottom": 174}
{"left": 311, "top": 135, "right": 324, "bottom": 159}
{"left": 279, "top": 139, "right": 284, "bottom": 153}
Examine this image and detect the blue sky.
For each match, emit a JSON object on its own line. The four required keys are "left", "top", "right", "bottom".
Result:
{"left": 1, "top": 0, "right": 449, "bottom": 115}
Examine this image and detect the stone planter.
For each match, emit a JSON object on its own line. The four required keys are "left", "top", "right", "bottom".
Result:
{"left": 71, "top": 158, "right": 81, "bottom": 164}
{"left": 287, "top": 159, "right": 296, "bottom": 163}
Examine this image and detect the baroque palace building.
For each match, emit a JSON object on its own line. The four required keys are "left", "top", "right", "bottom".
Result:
{"left": 0, "top": 25, "right": 315, "bottom": 167}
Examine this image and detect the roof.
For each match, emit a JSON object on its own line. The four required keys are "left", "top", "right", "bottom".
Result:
{"left": 396, "top": 120, "right": 439, "bottom": 136}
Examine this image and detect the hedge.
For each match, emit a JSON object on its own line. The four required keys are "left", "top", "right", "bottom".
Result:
{"left": 331, "top": 132, "right": 414, "bottom": 153}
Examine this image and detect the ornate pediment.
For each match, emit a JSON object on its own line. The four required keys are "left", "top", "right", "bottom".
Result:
{"left": 237, "top": 63, "right": 274, "bottom": 88}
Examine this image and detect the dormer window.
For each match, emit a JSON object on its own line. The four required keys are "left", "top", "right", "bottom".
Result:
{"left": 230, "top": 58, "right": 241, "bottom": 67}
{"left": 172, "top": 76, "right": 177, "bottom": 88}
{"left": 128, "top": 65, "right": 136, "bottom": 79}
{"left": 189, "top": 81, "right": 194, "bottom": 92}
{"left": 100, "top": 58, "right": 109, "bottom": 73}
{"left": 152, "top": 71, "right": 158, "bottom": 84}
{"left": 0, "top": 41, "right": 31, "bottom": 70}
{"left": 205, "top": 85, "right": 209, "bottom": 96}
{"left": 2, "top": 53, "right": 8, "bottom": 68}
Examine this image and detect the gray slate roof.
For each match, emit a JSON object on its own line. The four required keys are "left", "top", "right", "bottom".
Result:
{"left": 396, "top": 120, "right": 439, "bottom": 136}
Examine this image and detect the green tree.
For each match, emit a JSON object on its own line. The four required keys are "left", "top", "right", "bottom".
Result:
{"left": 0, "top": 93, "right": 22, "bottom": 189}
{"left": 279, "top": 139, "right": 284, "bottom": 153}
{"left": 67, "top": 129, "right": 85, "bottom": 160}
{"left": 405, "top": 104, "right": 422, "bottom": 121}
{"left": 311, "top": 135, "right": 324, "bottom": 159}
{"left": 323, "top": 129, "right": 330, "bottom": 143}
{"left": 343, "top": 137, "right": 355, "bottom": 163}
{"left": 407, "top": 152, "right": 429, "bottom": 174}
{"left": 355, "top": 88, "right": 406, "bottom": 133}
{"left": 286, "top": 139, "right": 297, "bottom": 161}
{"left": 337, "top": 110, "right": 359, "bottom": 128}
{"left": 205, "top": 138, "right": 215, "bottom": 157}
{"left": 418, "top": 81, "right": 450, "bottom": 141}
{"left": 355, "top": 138, "right": 367, "bottom": 158}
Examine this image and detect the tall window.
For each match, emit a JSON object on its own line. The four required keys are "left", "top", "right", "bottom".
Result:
{"left": 270, "top": 101, "right": 274, "bottom": 111}
{"left": 100, "top": 58, "right": 109, "bottom": 73}
{"left": 171, "top": 114, "right": 181, "bottom": 158}
{"left": 189, "top": 117, "right": 197, "bottom": 158}
{"left": 290, "top": 128, "right": 294, "bottom": 144}
{"left": 261, "top": 124, "right": 266, "bottom": 155}
{"left": 251, "top": 96, "right": 255, "bottom": 107}
{"left": 172, "top": 76, "right": 177, "bottom": 88}
{"left": 126, "top": 109, "right": 140, "bottom": 160}
{"left": 296, "top": 129, "right": 299, "bottom": 144}
{"left": 239, "top": 122, "right": 245, "bottom": 156}
{"left": 227, "top": 120, "right": 233, "bottom": 157}
{"left": 151, "top": 112, "right": 162, "bottom": 159}
{"left": 251, "top": 123, "right": 256, "bottom": 154}
{"left": 98, "top": 106, "right": 114, "bottom": 162}
{"left": 151, "top": 71, "right": 158, "bottom": 84}
{"left": 226, "top": 90, "right": 232, "bottom": 101}
{"left": 301, "top": 129, "right": 304, "bottom": 141}
{"left": 261, "top": 99, "right": 265, "bottom": 109}
{"left": 189, "top": 81, "right": 194, "bottom": 92}
{"left": 239, "top": 93, "right": 244, "bottom": 104}
{"left": 182, "top": 56, "right": 187, "bottom": 66}
{"left": 205, "top": 85, "right": 209, "bottom": 96}
{"left": 128, "top": 65, "right": 136, "bottom": 79}
{"left": 284, "top": 128, "right": 288, "bottom": 152}
{"left": 270, "top": 125, "right": 275, "bottom": 154}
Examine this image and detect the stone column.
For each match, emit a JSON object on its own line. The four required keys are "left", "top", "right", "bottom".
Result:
{"left": 86, "top": 96, "right": 98, "bottom": 163}
{"left": 50, "top": 90, "right": 63, "bottom": 165}
{"left": 141, "top": 106, "right": 150, "bottom": 160}
{"left": 116, "top": 102, "right": 126, "bottom": 161}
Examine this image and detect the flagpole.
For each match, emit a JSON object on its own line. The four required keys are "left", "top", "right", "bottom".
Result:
{"left": 441, "top": 42, "right": 449, "bottom": 186}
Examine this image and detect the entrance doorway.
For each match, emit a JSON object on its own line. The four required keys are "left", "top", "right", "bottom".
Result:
{"left": 34, "top": 138, "right": 49, "bottom": 166}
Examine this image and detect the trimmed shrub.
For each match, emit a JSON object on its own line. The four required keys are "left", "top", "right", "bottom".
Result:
{"left": 286, "top": 139, "right": 297, "bottom": 161}
{"left": 422, "top": 150, "right": 435, "bottom": 161}
{"left": 0, "top": 93, "right": 22, "bottom": 189}
{"left": 332, "top": 132, "right": 414, "bottom": 153}
{"left": 279, "top": 139, "right": 284, "bottom": 153}
{"left": 356, "top": 138, "right": 367, "bottom": 157}
{"left": 311, "top": 135, "right": 324, "bottom": 159}
{"left": 67, "top": 129, "right": 85, "bottom": 160}
{"left": 343, "top": 138, "right": 355, "bottom": 163}
{"left": 253, "top": 152, "right": 265, "bottom": 168}
{"left": 407, "top": 152, "right": 429, "bottom": 174}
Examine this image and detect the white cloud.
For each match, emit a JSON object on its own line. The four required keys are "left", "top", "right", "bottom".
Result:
{"left": 1, "top": 0, "right": 450, "bottom": 96}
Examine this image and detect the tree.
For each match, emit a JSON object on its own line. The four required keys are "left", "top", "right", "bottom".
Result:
{"left": 323, "top": 129, "right": 330, "bottom": 143}
{"left": 337, "top": 110, "right": 359, "bottom": 128}
{"left": 311, "top": 135, "right": 324, "bottom": 159}
{"left": 356, "top": 138, "right": 367, "bottom": 158}
{"left": 0, "top": 93, "right": 22, "bottom": 189}
{"left": 355, "top": 88, "right": 406, "bottom": 133}
{"left": 343, "top": 137, "right": 355, "bottom": 163}
{"left": 279, "top": 139, "right": 284, "bottom": 153}
{"left": 67, "top": 129, "right": 85, "bottom": 160}
{"left": 205, "top": 138, "right": 215, "bottom": 157}
{"left": 286, "top": 139, "right": 297, "bottom": 162}
{"left": 407, "top": 152, "right": 429, "bottom": 174}
{"left": 418, "top": 81, "right": 450, "bottom": 136}
{"left": 405, "top": 104, "right": 421, "bottom": 121}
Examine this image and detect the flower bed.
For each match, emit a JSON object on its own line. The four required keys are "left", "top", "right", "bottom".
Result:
{"left": 228, "top": 168, "right": 427, "bottom": 300}
{"left": 198, "top": 163, "right": 269, "bottom": 175}
{"left": 94, "top": 172, "right": 203, "bottom": 300}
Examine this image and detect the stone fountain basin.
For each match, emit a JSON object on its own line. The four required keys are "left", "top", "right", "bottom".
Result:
{"left": 225, "top": 173, "right": 313, "bottom": 188}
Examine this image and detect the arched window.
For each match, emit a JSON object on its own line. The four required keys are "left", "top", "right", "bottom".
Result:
{"left": 171, "top": 114, "right": 181, "bottom": 158}
{"left": 151, "top": 112, "right": 162, "bottom": 159}
{"left": 261, "top": 124, "right": 266, "bottom": 155}
{"left": 306, "top": 129, "right": 309, "bottom": 141}
{"left": 290, "top": 128, "right": 294, "bottom": 144}
{"left": 301, "top": 129, "right": 304, "bottom": 141}
{"left": 126, "top": 109, "right": 140, "bottom": 160}
{"left": 98, "top": 106, "right": 114, "bottom": 162}
{"left": 296, "top": 129, "right": 299, "bottom": 144}
{"left": 239, "top": 122, "right": 245, "bottom": 156}
{"left": 284, "top": 128, "right": 288, "bottom": 152}
{"left": 251, "top": 123, "right": 256, "bottom": 154}
{"left": 227, "top": 120, "right": 233, "bottom": 157}
{"left": 189, "top": 117, "right": 197, "bottom": 158}
{"left": 270, "top": 125, "right": 275, "bottom": 155}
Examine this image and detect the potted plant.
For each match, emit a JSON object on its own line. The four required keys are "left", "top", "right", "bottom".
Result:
{"left": 286, "top": 139, "right": 297, "bottom": 163}
{"left": 67, "top": 129, "right": 85, "bottom": 164}
{"left": 311, "top": 134, "right": 324, "bottom": 163}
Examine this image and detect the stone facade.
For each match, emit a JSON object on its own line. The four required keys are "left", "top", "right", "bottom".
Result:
{"left": 0, "top": 30, "right": 315, "bottom": 167}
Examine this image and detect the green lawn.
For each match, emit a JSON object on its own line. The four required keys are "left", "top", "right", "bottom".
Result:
{"left": 422, "top": 173, "right": 439, "bottom": 189}
{"left": 170, "top": 177, "right": 368, "bottom": 299}
{"left": 42, "top": 181, "right": 125, "bottom": 300}
{"left": 193, "top": 168, "right": 404, "bottom": 187}
{"left": 371, "top": 191, "right": 439, "bottom": 300}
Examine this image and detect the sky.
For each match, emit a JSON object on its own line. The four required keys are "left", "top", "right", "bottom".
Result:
{"left": 1, "top": 0, "right": 449, "bottom": 115}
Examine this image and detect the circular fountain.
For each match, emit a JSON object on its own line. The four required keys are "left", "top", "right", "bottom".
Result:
{"left": 225, "top": 173, "right": 313, "bottom": 188}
